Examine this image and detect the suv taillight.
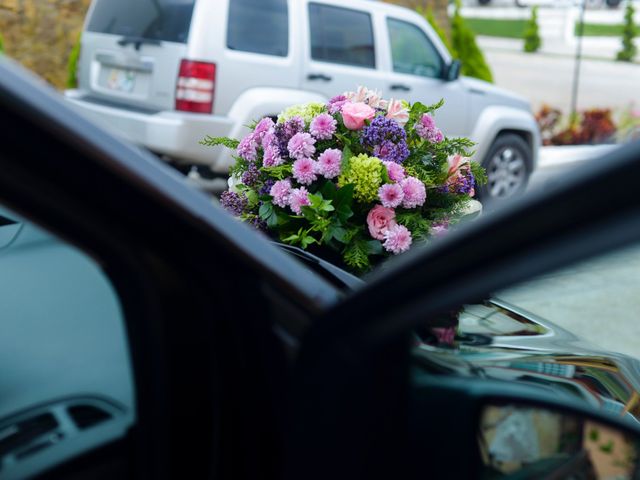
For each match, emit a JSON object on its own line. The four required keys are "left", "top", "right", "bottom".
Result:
{"left": 175, "top": 60, "right": 216, "bottom": 114}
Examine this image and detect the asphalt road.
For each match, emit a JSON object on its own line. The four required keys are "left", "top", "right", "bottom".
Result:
{"left": 498, "top": 243, "right": 640, "bottom": 359}
{"left": 485, "top": 50, "right": 640, "bottom": 112}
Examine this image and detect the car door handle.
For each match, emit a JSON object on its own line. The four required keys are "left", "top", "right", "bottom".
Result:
{"left": 307, "top": 73, "right": 332, "bottom": 82}
{"left": 390, "top": 84, "right": 411, "bottom": 92}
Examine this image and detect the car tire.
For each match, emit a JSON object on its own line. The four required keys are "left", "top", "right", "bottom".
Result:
{"left": 478, "top": 133, "right": 531, "bottom": 204}
{"left": 605, "top": 0, "right": 622, "bottom": 7}
{"left": 478, "top": 0, "right": 492, "bottom": 5}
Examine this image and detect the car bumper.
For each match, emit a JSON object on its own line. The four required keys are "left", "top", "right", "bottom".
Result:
{"left": 64, "top": 90, "right": 234, "bottom": 171}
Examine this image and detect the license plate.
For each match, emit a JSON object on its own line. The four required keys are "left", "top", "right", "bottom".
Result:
{"left": 106, "top": 68, "right": 136, "bottom": 93}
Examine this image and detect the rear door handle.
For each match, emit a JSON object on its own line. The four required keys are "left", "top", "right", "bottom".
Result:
{"left": 307, "top": 73, "right": 332, "bottom": 82}
{"left": 390, "top": 84, "right": 411, "bottom": 92}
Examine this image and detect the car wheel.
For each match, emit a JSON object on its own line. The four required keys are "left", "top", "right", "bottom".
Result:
{"left": 605, "top": 0, "right": 622, "bottom": 7}
{"left": 478, "top": 0, "right": 492, "bottom": 5}
{"left": 478, "top": 134, "right": 531, "bottom": 203}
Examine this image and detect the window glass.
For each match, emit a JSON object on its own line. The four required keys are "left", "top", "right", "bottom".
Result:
{"left": 87, "top": 0, "right": 195, "bottom": 43}
{"left": 0, "top": 207, "right": 135, "bottom": 477}
{"left": 387, "top": 18, "right": 444, "bottom": 78}
{"left": 227, "top": 0, "right": 289, "bottom": 57}
{"left": 309, "top": 4, "right": 375, "bottom": 69}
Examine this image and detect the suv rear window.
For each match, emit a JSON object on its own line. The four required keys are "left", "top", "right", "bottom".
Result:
{"left": 86, "top": 0, "right": 195, "bottom": 44}
{"left": 227, "top": 0, "right": 289, "bottom": 57}
{"left": 309, "top": 4, "right": 375, "bottom": 69}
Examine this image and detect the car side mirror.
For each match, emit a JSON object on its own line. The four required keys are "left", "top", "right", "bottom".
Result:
{"left": 445, "top": 59, "right": 462, "bottom": 82}
{"left": 478, "top": 402, "right": 640, "bottom": 479}
{"left": 408, "top": 375, "right": 640, "bottom": 479}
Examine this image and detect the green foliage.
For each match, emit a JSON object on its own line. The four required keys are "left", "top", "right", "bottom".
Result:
{"left": 261, "top": 164, "right": 293, "bottom": 180}
{"left": 200, "top": 135, "right": 240, "bottom": 149}
{"left": 66, "top": 33, "right": 81, "bottom": 88}
{"left": 396, "top": 211, "right": 431, "bottom": 239}
{"left": 450, "top": 0, "right": 494, "bottom": 83}
{"left": 419, "top": 6, "right": 452, "bottom": 51}
{"left": 343, "top": 237, "right": 375, "bottom": 272}
{"left": 470, "top": 161, "right": 488, "bottom": 186}
{"left": 0, "top": 33, "right": 4, "bottom": 54}
{"left": 523, "top": 7, "right": 542, "bottom": 53}
{"left": 466, "top": 18, "right": 527, "bottom": 39}
{"left": 617, "top": 1, "right": 637, "bottom": 62}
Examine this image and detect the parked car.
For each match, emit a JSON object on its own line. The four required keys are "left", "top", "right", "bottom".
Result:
{"left": 5, "top": 57, "right": 640, "bottom": 479}
{"left": 65, "top": 0, "right": 540, "bottom": 202}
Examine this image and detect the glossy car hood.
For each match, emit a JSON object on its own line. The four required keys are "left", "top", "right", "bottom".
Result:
{"left": 414, "top": 299, "right": 640, "bottom": 424}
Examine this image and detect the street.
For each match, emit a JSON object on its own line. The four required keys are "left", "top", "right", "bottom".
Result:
{"left": 498, "top": 242, "right": 640, "bottom": 358}
{"left": 485, "top": 48, "right": 640, "bottom": 112}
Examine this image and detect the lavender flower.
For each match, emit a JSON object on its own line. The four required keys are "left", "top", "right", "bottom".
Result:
{"left": 259, "top": 178, "right": 276, "bottom": 197}
{"left": 241, "top": 163, "right": 260, "bottom": 186}
{"left": 284, "top": 116, "right": 305, "bottom": 138}
{"left": 220, "top": 191, "right": 247, "bottom": 216}
{"left": 361, "top": 116, "right": 409, "bottom": 164}
{"left": 415, "top": 114, "right": 444, "bottom": 143}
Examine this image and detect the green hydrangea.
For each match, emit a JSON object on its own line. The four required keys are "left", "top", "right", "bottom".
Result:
{"left": 277, "top": 102, "right": 326, "bottom": 124}
{"left": 338, "top": 154, "right": 384, "bottom": 203}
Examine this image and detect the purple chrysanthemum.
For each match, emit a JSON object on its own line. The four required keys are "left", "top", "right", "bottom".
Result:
{"left": 292, "top": 157, "right": 318, "bottom": 185}
{"left": 236, "top": 133, "right": 258, "bottom": 162}
{"left": 220, "top": 190, "right": 247, "bottom": 216}
{"left": 401, "top": 177, "right": 427, "bottom": 208}
{"left": 327, "top": 95, "right": 348, "bottom": 115}
{"left": 270, "top": 179, "right": 292, "bottom": 208}
{"left": 310, "top": 113, "right": 337, "bottom": 140}
{"left": 383, "top": 224, "right": 412, "bottom": 254}
{"left": 317, "top": 148, "right": 342, "bottom": 179}
{"left": 361, "top": 116, "right": 409, "bottom": 164}
{"left": 378, "top": 183, "right": 404, "bottom": 208}
{"left": 288, "top": 132, "right": 316, "bottom": 161}
{"left": 383, "top": 161, "right": 406, "bottom": 183}
{"left": 289, "top": 187, "right": 311, "bottom": 214}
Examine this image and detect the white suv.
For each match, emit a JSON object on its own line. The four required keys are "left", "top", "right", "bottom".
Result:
{"left": 65, "top": 0, "right": 540, "bottom": 200}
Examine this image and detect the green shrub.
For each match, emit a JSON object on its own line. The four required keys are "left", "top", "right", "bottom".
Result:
{"left": 523, "top": 6, "right": 542, "bottom": 53}
{"left": 617, "top": 1, "right": 637, "bottom": 62}
{"left": 450, "top": 1, "right": 494, "bottom": 83}
{"left": 66, "top": 33, "right": 81, "bottom": 89}
{"left": 419, "top": 5, "right": 452, "bottom": 51}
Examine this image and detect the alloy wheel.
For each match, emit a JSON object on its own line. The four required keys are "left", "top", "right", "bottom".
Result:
{"left": 487, "top": 146, "right": 526, "bottom": 199}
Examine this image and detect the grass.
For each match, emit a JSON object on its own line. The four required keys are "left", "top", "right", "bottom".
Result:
{"left": 467, "top": 17, "right": 639, "bottom": 39}
{"left": 466, "top": 18, "right": 527, "bottom": 39}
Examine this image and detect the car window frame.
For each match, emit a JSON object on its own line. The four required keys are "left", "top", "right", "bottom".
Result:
{"left": 307, "top": 2, "right": 377, "bottom": 70}
{"left": 386, "top": 16, "right": 445, "bottom": 80}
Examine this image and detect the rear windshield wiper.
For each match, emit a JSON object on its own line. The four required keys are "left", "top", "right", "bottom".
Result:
{"left": 117, "top": 36, "right": 161, "bottom": 51}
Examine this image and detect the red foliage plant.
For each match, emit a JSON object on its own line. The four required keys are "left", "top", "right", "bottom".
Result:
{"left": 536, "top": 106, "right": 617, "bottom": 146}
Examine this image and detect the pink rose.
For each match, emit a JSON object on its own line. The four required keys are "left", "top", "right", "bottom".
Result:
{"left": 367, "top": 205, "right": 397, "bottom": 240}
{"left": 341, "top": 102, "right": 375, "bottom": 130}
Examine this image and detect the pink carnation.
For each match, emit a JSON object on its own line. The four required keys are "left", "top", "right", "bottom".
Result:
{"left": 317, "top": 148, "right": 342, "bottom": 179}
{"left": 378, "top": 183, "right": 404, "bottom": 208}
{"left": 366, "top": 205, "right": 397, "bottom": 241}
{"left": 288, "top": 132, "right": 316, "bottom": 160}
{"left": 310, "top": 113, "right": 337, "bottom": 140}
{"left": 263, "top": 144, "right": 283, "bottom": 167}
{"left": 292, "top": 157, "right": 318, "bottom": 185}
{"left": 383, "top": 161, "right": 405, "bottom": 183}
{"left": 341, "top": 102, "right": 375, "bottom": 130}
{"left": 289, "top": 187, "right": 311, "bottom": 214}
{"left": 401, "top": 177, "right": 427, "bottom": 208}
{"left": 236, "top": 133, "right": 258, "bottom": 162}
{"left": 254, "top": 117, "right": 275, "bottom": 143}
{"left": 383, "top": 224, "right": 412, "bottom": 254}
{"left": 270, "top": 179, "right": 291, "bottom": 208}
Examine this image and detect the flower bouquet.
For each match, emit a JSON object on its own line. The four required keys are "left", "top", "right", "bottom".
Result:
{"left": 203, "top": 87, "right": 486, "bottom": 274}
